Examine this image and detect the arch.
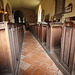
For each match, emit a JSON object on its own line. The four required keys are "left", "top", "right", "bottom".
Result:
{"left": 5, "top": 3, "right": 11, "bottom": 22}
{"left": 0, "top": 0, "right": 4, "bottom": 12}
{"left": 14, "top": 10, "right": 24, "bottom": 23}
{"left": 6, "top": 3, "right": 10, "bottom": 14}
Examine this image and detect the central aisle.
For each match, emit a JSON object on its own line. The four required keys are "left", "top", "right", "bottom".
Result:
{"left": 19, "top": 31, "right": 63, "bottom": 75}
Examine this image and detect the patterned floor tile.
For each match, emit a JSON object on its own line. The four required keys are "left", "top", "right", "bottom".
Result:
{"left": 19, "top": 31, "right": 63, "bottom": 75}
{"left": 20, "top": 61, "right": 30, "bottom": 71}
{"left": 33, "top": 69, "right": 46, "bottom": 75}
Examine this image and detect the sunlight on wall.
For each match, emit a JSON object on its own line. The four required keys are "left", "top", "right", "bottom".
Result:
{"left": 36, "top": 0, "right": 55, "bottom": 22}
{"left": 38, "top": 5, "right": 42, "bottom": 22}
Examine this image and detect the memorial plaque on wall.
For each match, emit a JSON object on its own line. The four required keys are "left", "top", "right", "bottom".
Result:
{"left": 65, "top": 3, "right": 72, "bottom": 13}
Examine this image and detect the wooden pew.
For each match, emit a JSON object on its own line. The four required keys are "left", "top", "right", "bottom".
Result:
{"left": 0, "top": 22, "right": 13, "bottom": 75}
{"left": 31, "top": 25, "right": 33, "bottom": 34}
{"left": 40, "top": 23, "right": 47, "bottom": 44}
{"left": 29, "top": 23, "right": 35, "bottom": 34}
{"left": 8, "top": 23, "right": 19, "bottom": 74}
{"left": 61, "top": 22, "right": 75, "bottom": 74}
{"left": 46, "top": 24, "right": 50, "bottom": 51}
{"left": 37, "top": 23, "right": 40, "bottom": 40}
{"left": 33, "top": 25, "right": 35, "bottom": 36}
{"left": 73, "top": 53, "right": 75, "bottom": 75}
{"left": 47, "top": 22, "right": 62, "bottom": 51}
{"left": 29, "top": 23, "right": 40, "bottom": 39}
{"left": 17, "top": 24, "right": 24, "bottom": 50}
{"left": 35, "top": 24, "right": 38, "bottom": 38}
{"left": 29, "top": 25, "right": 31, "bottom": 31}
{"left": 0, "top": 22, "right": 24, "bottom": 75}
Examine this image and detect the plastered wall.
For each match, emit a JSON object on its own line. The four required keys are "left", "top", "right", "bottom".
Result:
{"left": 36, "top": 0, "right": 55, "bottom": 22}
{"left": 36, "top": 0, "right": 75, "bottom": 23}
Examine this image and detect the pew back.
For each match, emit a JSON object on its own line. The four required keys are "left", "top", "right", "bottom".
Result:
{"left": 50, "top": 23, "right": 62, "bottom": 50}
{"left": 61, "top": 22, "right": 75, "bottom": 73}
{"left": 40, "top": 24, "right": 47, "bottom": 43}
{"left": 0, "top": 22, "right": 24, "bottom": 75}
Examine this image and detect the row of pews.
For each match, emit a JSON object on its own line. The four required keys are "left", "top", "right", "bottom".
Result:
{"left": 0, "top": 22, "right": 24, "bottom": 75}
{"left": 29, "top": 22, "right": 75, "bottom": 75}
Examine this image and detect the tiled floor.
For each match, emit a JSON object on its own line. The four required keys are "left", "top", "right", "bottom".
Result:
{"left": 19, "top": 31, "right": 63, "bottom": 75}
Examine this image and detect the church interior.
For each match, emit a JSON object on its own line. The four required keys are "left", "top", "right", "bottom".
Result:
{"left": 0, "top": 0, "right": 75, "bottom": 75}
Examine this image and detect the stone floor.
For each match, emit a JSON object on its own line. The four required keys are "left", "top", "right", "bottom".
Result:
{"left": 18, "top": 31, "right": 63, "bottom": 75}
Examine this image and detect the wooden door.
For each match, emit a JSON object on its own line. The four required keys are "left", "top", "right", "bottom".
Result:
{"left": 40, "top": 25, "right": 47, "bottom": 43}
{"left": 0, "top": 29, "right": 12, "bottom": 74}
{"left": 19, "top": 26, "right": 22, "bottom": 48}
{"left": 35, "top": 25, "right": 37, "bottom": 38}
{"left": 61, "top": 22, "right": 75, "bottom": 73}
{"left": 46, "top": 24, "right": 50, "bottom": 51}
{"left": 20, "top": 26, "right": 23, "bottom": 45}
{"left": 42, "top": 26, "right": 47, "bottom": 43}
{"left": 13, "top": 25, "right": 19, "bottom": 61}
{"left": 50, "top": 26, "right": 62, "bottom": 49}
{"left": 17, "top": 25, "right": 20, "bottom": 50}
{"left": 40, "top": 24, "right": 42, "bottom": 42}
{"left": 37, "top": 26, "right": 40, "bottom": 40}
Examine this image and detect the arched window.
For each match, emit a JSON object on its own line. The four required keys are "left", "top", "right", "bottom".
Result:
{"left": 38, "top": 5, "right": 42, "bottom": 22}
{"left": 5, "top": 3, "right": 11, "bottom": 22}
{"left": 0, "top": 0, "right": 4, "bottom": 22}
{"left": 0, "top": 0, "right": 4, "bottom": 12}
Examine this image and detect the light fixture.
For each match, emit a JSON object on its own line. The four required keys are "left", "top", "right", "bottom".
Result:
{"left": 4, "top": 11, "right": 7, "bottom": 14}
{"left": 2, "top": 9, "right": 8, "bottom": 14}
{"left": 0, "top": 8, "right": 7, "bottom": 14}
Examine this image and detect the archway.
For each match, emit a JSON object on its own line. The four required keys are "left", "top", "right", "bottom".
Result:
{"left": 0, "top": 0, "right": 4, "bottom": 10}
{"left": 0, "top": 0, "right": 4, "bottom": 12}
{"left": 14, "top": 10, "right": 24, "bottom": 23}
{"left": 5, "top": 3, "right": 11, "bottom": 22}
{"left": 0, "top": 0, "right": 4, "bottom": 22}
